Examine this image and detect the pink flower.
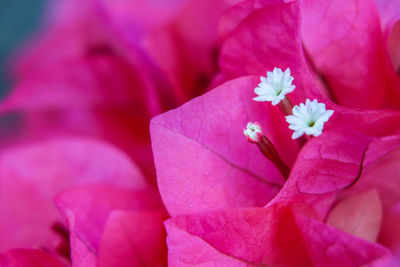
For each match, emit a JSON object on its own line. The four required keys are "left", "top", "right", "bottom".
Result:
{"left": 0, "top": 0, "right": 241, "bottom": 265}
{"left": 151, "top": 0, "right": 400, "bottom": 265}
{"left": 2, "top": 0, "right": 400, "bottom": 265}
{"left": 152, "top": 77, "right": 400, "bottom": 266}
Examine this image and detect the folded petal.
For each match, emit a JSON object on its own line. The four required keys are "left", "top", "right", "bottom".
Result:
{"left": 65, "top": 210, "right": 97, "bottom": 267}
{"left": 293, "top": 131, "right": 371, "bottom": 195}
{"left": 55, "top": 185, "right": 163, "bottom": 259}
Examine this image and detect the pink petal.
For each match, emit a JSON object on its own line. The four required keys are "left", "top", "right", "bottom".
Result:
{"left": 8, "top": 0, "right": 164, "bottom": 117}
{"left": 17, "top": 109, "right": 155, "bottom": 181}
{"left": 324, "top": 105, "right": 400, "bottom": 137}
{"left": 327, "top": 190, "right": 383, "bottom": 242}
{"left": 65, "top": 210, "right": 97, "bottom": 267}
{"left": 294, "top": 213, "right": 390, "bottom": 266}
{"left": 339, "top": 136, "right": 400, "bottom": 209}
{"left": 379, "top": 203, "right": 400, "bottom": 253}
{"left": 332, "top": 136, "right": 400, "bottom": 254}
{"left": 270, "top": 127, "right": 400, "bottom": 220}
{"left": 374, "top": 0, "right": 400, "bottom": 70}
{"left": 0, "top": 249, "right": 65, "bottom": 267}
{"left": 2, "top": 54, "right": 154, "bottom": 116}
{"left": 166, "top": 206, "right": 389, "bottom": 266}
{"left": 97, "top": 0, "right": 184, "bottom": 34}
{"left": 0, "top": 138, "right": 146, "bottom": 252}
{"left": 166, "top": 206, "right": 311, "bottom": 266}
{"left": 264, "top": 130, "right": 372, "bottom": 221}
{"left": 388, "top": 22, "right": 400, "bottom": 71}
{"left": 151, "top": 76, "right": 298, "bottom": 216}
{"left": 218, "top": 0, "right": 315, "bottom": 100}
{"left": 3, "top": 51, "right": 158, "bottom": 177}
{"left": 219, "top": 0, "right": 298, "bottom": 39}
{"left": 55, "top": 185, "right": 163, "bottom": 257}
{"left": 301, "top": 0, "right": 400, "bottom": 108}
{"left": 99, "top": 0, "right": 241, "bottom": 103}
{"left": 374, "top": 0, "right": 400, "bottom": 34}
{"left": 98, "top": 210, "right": 167, "bottom": 267}
{"left": 219, "top": 0, "right": 300, "bottom": 76}
{"left": 166, "top": 220, "right": 252, "bottom": 266}
{"left": 1, "top": 1, "right": 162, "bottom": 179}
{"left": 293, "top": 131, "right": 371, "bottom": 195}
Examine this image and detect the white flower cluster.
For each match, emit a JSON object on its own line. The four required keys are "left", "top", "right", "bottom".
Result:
{"left": 248, "top": 68, "right": 334, "bottom": 140}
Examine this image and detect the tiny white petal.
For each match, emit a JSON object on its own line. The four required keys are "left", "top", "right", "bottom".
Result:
{"left": 292, "top": 130, "right": 304, "bottom": 139}
{"left": 285, "top": 99, "right": 334, "bottom": 139}
{"left": 253, "top": 95, "right": 272, "bottom": 102}
{"left": 260, "top": 76, "right": 268, "bottom": 84}
{"left": 304, "top": 127, "right": 317, "bottom": 136}
{"left": 253, "top": 96, "right": 266, "bottom": 102}
{"left": 254, "top": 67, "right": 295, "bottom": 105}
{"left": 243, "top": 122, "right": 263, "bottom": 143}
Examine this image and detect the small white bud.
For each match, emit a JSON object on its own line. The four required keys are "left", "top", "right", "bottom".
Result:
{"left": 285, "top": 99, "right": 334, "bottom": 139}
{"left": 243, "top": 122, "right": 263, "bottom": 143}
{"left": 253, "top": 67, "right": 295, "bottom": 105}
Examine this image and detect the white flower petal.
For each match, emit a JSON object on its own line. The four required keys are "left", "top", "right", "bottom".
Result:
{"left": 292, "top": 130, "right": 304, "bottom": 139}
{"left": 286, "top": 85, "right": 296, "bottom": 94}
{"left": 260, "top": 76, "right": 268, "bottom": 84}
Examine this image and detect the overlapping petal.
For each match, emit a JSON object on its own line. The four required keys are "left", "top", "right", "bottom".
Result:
{"left": 56, "top": 185, "right": 166, "bottom": 266}
{"left": 98, "top": 210, "right": 167, "bottom": 267}
{"left": 165, "top": 206, "right": 390, "bottom": 266}
{"left": 0, "top": 138, "right": 146, "bottom": 254}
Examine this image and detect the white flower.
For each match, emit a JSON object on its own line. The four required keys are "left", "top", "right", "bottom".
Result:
{"left": 243, "top": 122, "right": 263, "bottom": 143}
{"left": 253, "top": 67, "right": 295, "bottom": 105}
{"left": 285, "top": 99, "right": 334, "bottom": 139}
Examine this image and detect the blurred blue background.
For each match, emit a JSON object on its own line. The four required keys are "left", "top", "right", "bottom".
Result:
{"left": 0, "top": 0, "right": 46, "bottom": 97}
